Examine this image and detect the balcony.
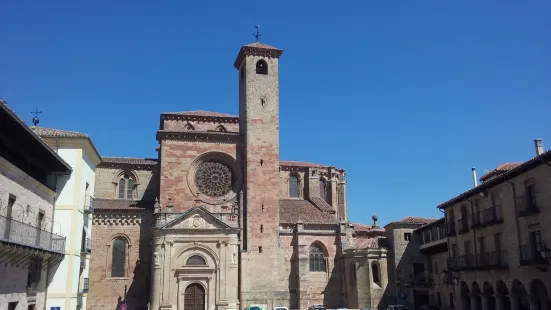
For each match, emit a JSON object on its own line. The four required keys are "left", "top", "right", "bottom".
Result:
{"left": 84, "top": 196, "right": 95, "bottom": 214}
{"left": 470, "top": 212, "right": 482, "bottom": 229}
{"left": 446, "top": 222, "right": 456, "bottom": 237}
{"left": 520, "top": 242, "right": 549, "bottom": 266}
{"left": 78, "top": 278, "right": 89, "bottom": 294}
{"left": 516, "top": 194, "right": 539, "bottom": 217}
{"left": 479, "top": 251, "right": 508, "bottom": 269}
{"left": 481, "top": 205, "right": 503, "bottom": 226}
{"left": 456, "top": 219, "right": 469, "bottom": 234}
{"left": 419, "top": 223, "right": 448, "bottom": 253}
{"left": 0, "top": 214, "right": 66, "bottom": 254}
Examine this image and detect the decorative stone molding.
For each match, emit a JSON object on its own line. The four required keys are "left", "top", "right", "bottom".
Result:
{"left": 156, "top": 130, "right": 240, "bottom": 144}
{"left": 186, "top": 151, "right": 243, "bottom": 205}
{"left": 93, "top": 213, "right": 144, "bottom": 226}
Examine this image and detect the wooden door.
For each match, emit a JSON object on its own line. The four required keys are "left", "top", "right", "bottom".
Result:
{"left": 184, "top": 283, "right": 205, "bottom": 310}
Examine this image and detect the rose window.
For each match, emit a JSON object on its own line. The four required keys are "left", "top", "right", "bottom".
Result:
{"left": 195, "top": 161, "right": 233, "bottom": 198}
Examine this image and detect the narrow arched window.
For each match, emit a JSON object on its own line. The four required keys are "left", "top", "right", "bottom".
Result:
{"left": 117, "top": 174, "right": 135, "bottom": 199}
{"left": 256, "top": 60, "right": 268, "bottom": 75}
{"left": 111, "top": 238, "right": 127, "bottom": 277}
{"left": 118, "top": 179, "right": 126, "bottom": 198}
{"left": 186, "top": 255, "right": 207, "bottom": 266}
{"left": 309, "top": 244, "right": 326, "bottom": 272}
{"left": 289, "top": 175, "right": 300, "bottom": 198}
{"left": 372, "top": 262, "right": 381, "bottom": 285}
{"left": 320, "top": 179, "right": 327, "bottom": 201}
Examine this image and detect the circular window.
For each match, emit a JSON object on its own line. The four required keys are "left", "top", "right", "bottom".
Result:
{"left": 195, "top": 161, "right": 233, "bottom": 198}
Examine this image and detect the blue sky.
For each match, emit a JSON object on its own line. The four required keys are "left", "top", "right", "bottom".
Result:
{"left": 2, "top": 1, "right": 550, "bottom": 225}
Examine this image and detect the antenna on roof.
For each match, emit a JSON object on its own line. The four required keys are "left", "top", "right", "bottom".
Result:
{"left": 31, "top": 108, "right": 42, "bottom": 126}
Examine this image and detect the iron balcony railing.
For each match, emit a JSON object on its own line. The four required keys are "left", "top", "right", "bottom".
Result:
{"left": 0, "top": 214, "right": 66, "bottom": 254}
{"left": 470, "top": 212, "right": 481, "bottom": 228}
{"left": 482, "top": 205, "right": 503, "bottom": 226}
{"left": 84, "top": 196, "right": 95, "bottom": 214}
{"left": 516, "top": 194, "right": 539, "bottom": 217}
{"left": 448, "top": 251, "right": 508, "bottom": 271}
{"left": 78, "top": 278, "right": 89, "bottom": 293}
{"left": 520, "top": 242, "right": 549, "bottom": 266}
{"left": 456, "top": 218, "right": 469, "bottom": 234}
{"left": 446, "top": 221, "right": 456, "bottom": 236}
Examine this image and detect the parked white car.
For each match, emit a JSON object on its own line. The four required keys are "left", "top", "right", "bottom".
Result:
{"left": 273, "top": 307, "right": 288, "bottom": 310}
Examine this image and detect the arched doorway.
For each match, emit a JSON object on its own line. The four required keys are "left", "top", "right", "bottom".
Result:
{"left": 496, "top": 280, "right": 511, "bottom": 310}
{"left": 461, "top": 281, "right": 472, "bottom": 310}
{"left": 529, "top": 279, "right": 550, "bottom": 310}
{"left": 472, "top": 282, "right": 483, "bottom": 310}
{"left": 483, "top": 281, "right": 496, "bottom": 310}
{"left": 512, "top": 279, "right": 530, "bottom": 310}
{"left": 184, "top": 283, "right": 205, "bottom": 310}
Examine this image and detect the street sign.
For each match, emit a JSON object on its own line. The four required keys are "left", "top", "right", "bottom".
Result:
{"left": 121, "top": 304, "right": 127, "bottom": 310}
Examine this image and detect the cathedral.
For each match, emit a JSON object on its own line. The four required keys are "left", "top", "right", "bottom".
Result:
{"left": 87, "top": 40, "right": 392, "bottom": 310}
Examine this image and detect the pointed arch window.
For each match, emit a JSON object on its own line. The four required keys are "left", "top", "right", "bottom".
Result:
{"left": 186, "top": 255, "right": 207, "bottom": 266}
{"left": 117, "top": 174, "right": 135, "bottom": 199}
{"left": 309, "top": 244, "right": 326, "bottom": 272}
{"left": 289, "top": 174, "right": 300, "bottom": 198}
{"left": 320, "top": 178, "right": 327, "bottom": 201}
{"left": 111, "top": 238, "right": 127, "bottom": 277}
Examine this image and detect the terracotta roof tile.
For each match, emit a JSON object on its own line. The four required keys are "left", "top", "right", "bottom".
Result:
{"left": 438, "top": 149, "right": 551, "bottom": 209}
{"left": 30, "top": 126, "right": 89, "bottom": 138}
{"left": 352, "top": 236, "right": 388, "bottom": 249}
{"left": 162, "top": 110, "right": 238, "bottom": 118}
{"left": 350, "top": 222, "right": 372, "bottom": 233}
{"left": 309, "top": 197, "right": 334, "bottom": 213}
{"left": 101, "top": 157, "right": 158, "bottom": 165}
{"left": 94, "top": 198, "right": 153, "bottom": 211}
{"left": 479, "top": 162, "right": 523, "bottom": 182}
{"left": 279, "top": 199, "right": 338, "bottom": 224}
{"left": 390, "top": 216, "right": 438, "bottom": 225}
{"left": 280, "top": 161, "right": 329, "bottom": 168}
{"left": 244, "top": 42, "right": 282, "bottom": 50}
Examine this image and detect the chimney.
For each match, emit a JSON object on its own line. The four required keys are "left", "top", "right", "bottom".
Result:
{"left": 472, "top": 167, "right": 478, "bottom": 187}
{"left": 534, "top": 139, "right": 543, "bottom": 156}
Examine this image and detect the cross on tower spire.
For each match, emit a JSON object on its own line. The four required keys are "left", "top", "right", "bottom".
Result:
{"left": 31, "top": 107, "right": 42, "bottom": 126}
{"left": 253, "top": 25, "right": 262, "bottom": 42}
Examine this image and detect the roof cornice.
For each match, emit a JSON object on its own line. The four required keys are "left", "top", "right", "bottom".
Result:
{"left": 156, "top": 130, "right": 241, "bottom": 144}
{"left": 161, "top": 113, "right": 239, "bottom": 124}
{"left": 234, "top": 43, "right": 284, "bottom": 69}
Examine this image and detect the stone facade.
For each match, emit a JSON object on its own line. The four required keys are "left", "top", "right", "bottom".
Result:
{"left": 413, "top": 141, "right": 551, "bottom": 310}
{"left": 85, "top": 41, "right": 397, "bottom": 310}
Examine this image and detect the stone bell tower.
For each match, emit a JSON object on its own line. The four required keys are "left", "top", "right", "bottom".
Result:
{"left": 234, "top": 37, "right": 284, "bottom": 307}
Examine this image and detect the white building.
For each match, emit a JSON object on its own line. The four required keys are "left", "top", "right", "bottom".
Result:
{"left": 0, "top": 100, "right": 72, "bottom": 310}
{"left": 31, "top": 126, "right": 101, "bottom": 310}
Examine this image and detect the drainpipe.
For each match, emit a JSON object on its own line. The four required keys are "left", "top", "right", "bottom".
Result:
{"left": 504, "top": 178, "right": 522, "bottom": 263}
{"left": 465, "top": 198, "right": 478, "bottom": 287}
{"left": 238, "top": 190, "right": 243, "bottom": 310}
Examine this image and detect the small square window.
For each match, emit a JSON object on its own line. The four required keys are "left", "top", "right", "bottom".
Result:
{"left": 404, "top": 233, "right": 412, "bottom": 241}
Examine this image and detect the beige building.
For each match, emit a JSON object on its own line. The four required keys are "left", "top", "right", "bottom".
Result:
{"left": 0, "top": 99, "right": 72, "bottom": 310}
{"left": 418, "top": 139, "right": 551, "bottom": 310}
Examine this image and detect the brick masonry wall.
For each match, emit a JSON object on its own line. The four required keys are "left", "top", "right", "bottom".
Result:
{"left": 162, "top": 117, "right": 239, "bottom": 132}
{"left": 159, "top": 140, "right": 238, "bottom": 212}
{"left": 87, "top": 211, "right": 153, "bottom": 310}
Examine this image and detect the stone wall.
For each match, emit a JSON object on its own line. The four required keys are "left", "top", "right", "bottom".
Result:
{"left": 94, "top": 165, "right": 158, "bottom": 201}
{"left": 87, "top": 211, "right": 153, "bottom": 310}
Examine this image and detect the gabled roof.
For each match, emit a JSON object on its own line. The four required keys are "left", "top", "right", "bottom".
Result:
{"left": 279, "top": 199, "right": 338, "bottom": 224}
{"left": 30, "top": 126, "right": 89, "bottom": 138}
{"left": 162, "top": 110, "right": 238, "bottom": 118}
{"left": 244, "top": 42, "right": 281, "bottom": 50}
{"left": 309, "top": 197, "right": 335, "bottom": 213}
{"left": 161, "top": 206, "right": 232, "bottom": 229}
{"left": 438, "top": 148, "right": 551, "bottom": 209}
{"left": 101, "top": 156, "right": 158, "bottom": 166}
{"left": 31, "top": 126, "right": 101, "bottom": 163}
{"left": 479, "top": 162, "right": 522, "bottom": 182}
{"left": 384, "top": 216, "right": 438, "bottom": 228}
